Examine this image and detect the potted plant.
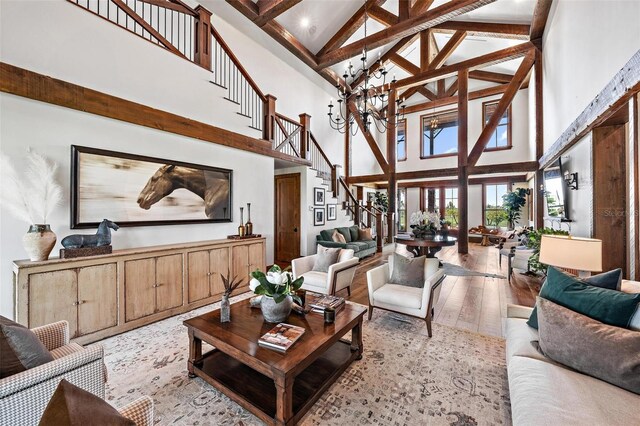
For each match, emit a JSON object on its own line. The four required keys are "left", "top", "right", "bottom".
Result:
{"left": 1, "top": 150, "right": 62, "bottom": 261}
{"left": 373, "top": 192, "right": 388, "bottom": 213}
{"left": 250, "top": 265, "right": 304, "bottom": 323}
{"left": 409, "top": 211, "right": 441, "bottom": 238}
{"left": 502, "top": 188, "right": 528, "bottom": 230}
{"left": 524, "top": 227, "right": 570, "bottom": 274}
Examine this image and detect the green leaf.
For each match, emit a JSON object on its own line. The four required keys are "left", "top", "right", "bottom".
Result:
{"left": 291, "top": 277, "right": 304, "bottom": 291}
{"left": 291, "top": 294, "right": 302, "bottom": 306}
{"left": 269, "top": 264, "right": 281, "bottom": 273}
{"left": 251, "top": 270, "right": 266, "bottom": 280}
{"left": 273, "top": 293, "right": 286, "bottom": 304}
{"left": 254, "top": 286, "right": 270, "bottom": 296}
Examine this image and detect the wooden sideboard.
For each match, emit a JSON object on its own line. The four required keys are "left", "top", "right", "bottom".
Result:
{"left": 13, "top": 238, "right": 265, "bottom": 344}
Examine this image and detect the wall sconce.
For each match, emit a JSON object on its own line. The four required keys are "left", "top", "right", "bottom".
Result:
{"left": 539, "top": 184, "right": 545, "bottom": 193}
{"left": 563, "top": 171, "right": 578, "bottom": 190}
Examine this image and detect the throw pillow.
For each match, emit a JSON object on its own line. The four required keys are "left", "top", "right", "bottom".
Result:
{"left": 349, "top": 225, "right": 359, "bottom": 242}
{"left": 331, "top": 229, "right": 346, "bottom": 244}
{"left": 39, "top": 379, "right": 135, "bottom": 426}
{"left": 527, "top": 267, "right": 640, "bottom": 329}
{"left": 318, "top": 245, "right": 353, "bottom": 263}
{"left": 585, "top": 268, "right": 623, "bottom": 290}
{"left": 536, "top": 297, "right": 640, "bottom": 395}
{"left": 312, "top": 248, "right": 341, "bottom": 273}
{"left": 389, "top": 253, "right": 425, "bottom": 288}
{"left": 0, "top": 315, "right": 54, "bottom": 379}
{"left": 358, "top": 228, "right": 373, "bottom": 241}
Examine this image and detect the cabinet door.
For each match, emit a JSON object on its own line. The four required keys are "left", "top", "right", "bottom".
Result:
{"left": 29, "top": 270, "right": 78, "bottom": 337}
{"left": 125, "top": 258, "right": 156, "bottom": 322}
{"left": 155, "top": 254, "right": 183, "bottom": 312}
{"left": 77, "top": 264, "right": 117, "bottom": 336}
{"left": 231, "top": 245, "right": 249, "bottom": 287}
{"left": 188, "top": 250, "right": 210, "bottom": 303}
{"left": 248, "top": 243, "right": 264, "bottom": 276}
{"left": 209, "top": 247, "right": 230, "bottom": 295}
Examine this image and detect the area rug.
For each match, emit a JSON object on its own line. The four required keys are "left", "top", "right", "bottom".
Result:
{"left": 442, "top": 262, "right": 506, "bottom": 279}
{"left": 102, "top": 295, "right": 511, "bottom": 425}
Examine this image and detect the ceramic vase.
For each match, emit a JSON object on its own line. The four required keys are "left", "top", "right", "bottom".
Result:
{"left": 245, "top": 203, "right": 253, "bottom": 236}
{"left": 220, "top": 294, "right": 231, "bottom": 323}
{"left": 238, "top": 207, "right": 245, "bottom": 237}
{"left": 23, "top": 224, "right": 56, "bottom": 261}
{"left": 260, "top": 295, "right": 292, "bottom": 323}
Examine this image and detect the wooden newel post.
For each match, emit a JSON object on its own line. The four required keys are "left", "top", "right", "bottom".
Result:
{"left": 354, "top": 202, "right": 361, "bottom": 227}
{"left": 194, "top": 6, "right": 213, "bottom": 70}
{"left": 366, "top": 201, "right": 373, "bottom": 228}
{"left": 331, "top": 165, "right": 339, "bottom": 196}
{"left": 299, "top": 113, "right": 311, "bottom": 159}
{"left": 386, "top": 212, "right": 395, "bottom": 244}
{"left": 375, "top": 211, "right": 384, "bottom": 253}
{"left": 264, "top": 94, "right": 277, "bottom": 144}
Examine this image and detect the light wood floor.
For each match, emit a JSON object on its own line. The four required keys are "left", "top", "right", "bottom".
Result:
{"left": 345, "top": 243, "right": 542, "bottom": 338}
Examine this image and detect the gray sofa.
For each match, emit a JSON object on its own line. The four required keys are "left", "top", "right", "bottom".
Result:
{"left": 316, "top": 225, "right": 376, "bottom": 259}
{"left": 505, "top": 280, "right": 640, "bottom": 425}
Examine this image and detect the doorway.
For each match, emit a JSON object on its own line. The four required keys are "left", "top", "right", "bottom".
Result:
{"left": 274, "top": 173, "right": 301, "bottom": 264}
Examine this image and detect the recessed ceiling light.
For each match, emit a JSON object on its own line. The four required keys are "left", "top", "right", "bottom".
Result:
{"left": 300, "top": 17, "right": 310, "bottom": 28}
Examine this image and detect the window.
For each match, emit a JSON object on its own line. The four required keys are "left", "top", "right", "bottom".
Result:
{"left": 421, "top": 188, "right": 440, "bottom": 214}
{"left": 444, "top": 188, "right": 458, "bottom": 226}
{"left": 483, "top": 101, "right": 511, "bottom": 151}
{"left": 484, "top": 183, "right": 509, "bottom": 228}
{"left": 421, "top": 110, "right": 458, "bottom": 158}
{"left": 397, "top": 119, "right": 407, "bottom": 161}
{"left": 398, "top": 187, "right": 407, "bottom": 232}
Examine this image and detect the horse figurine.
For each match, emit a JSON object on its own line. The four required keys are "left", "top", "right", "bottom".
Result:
{"left": 61, "top": 219, "right": 119, "bottom": 248}
{"left": 137, "top": 164, "right": 230, "bottom": 219}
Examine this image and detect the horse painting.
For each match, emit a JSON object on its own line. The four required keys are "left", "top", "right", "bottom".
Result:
{"left": 137, "top": 164, "right": 230, "bottom": 219}
{"left": 62, "top": 219, "right": 119, "bottom": 248}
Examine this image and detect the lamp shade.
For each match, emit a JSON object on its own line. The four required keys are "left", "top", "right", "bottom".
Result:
{"left": 539, "top": 235, "right": 603, "bottom": 272}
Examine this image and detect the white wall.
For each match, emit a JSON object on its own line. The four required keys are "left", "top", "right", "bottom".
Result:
{"left": 542, "top": 0, "right": 640, "bottom": 148}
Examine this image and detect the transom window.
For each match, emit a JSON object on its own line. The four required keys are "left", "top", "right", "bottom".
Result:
{"left": 483, "top": 101, "right": 511, "bottom": 151}
{"left": 484, "top": 183, "right": 509, "bottom": 228}
{"left": 421, "top": 110, "right": 458, "bottom": 158}
{"left": 397, "top": 119, "right": 407, "bottom": 161}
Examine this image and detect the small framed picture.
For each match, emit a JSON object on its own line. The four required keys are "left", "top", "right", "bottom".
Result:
{"left": 314, "top": 207, "right": 325, "bottom": 226}
{"left": 327, "top": 204, "right": 337, "bottom": 221}
{"left": 313, "top": 187, "right": 325, "bottom": 206}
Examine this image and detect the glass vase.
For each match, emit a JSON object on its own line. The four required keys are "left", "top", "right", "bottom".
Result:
{"left": 220, "top": 294, "right": 231, "bottom": 323}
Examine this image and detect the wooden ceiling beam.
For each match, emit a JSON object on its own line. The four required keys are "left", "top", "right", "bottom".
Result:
{"left": 254, "top": 0, "right": 303, "bottom": 27}
{"left": 316, "top": 0, "right": 496, "bottom": 69}
{"left": 350, "top": 34, "right": 418, "bottom": 88}
{"left": 467, "top": 50, "right": 536, "bottom": 166}
{"left": 390, "top": 53, "right": 421, "bottom": 75}
{"left": 433, "top": 21, "right": 530, "bottom": 39}
{"left": 316, "top": 0, "right": 386, "bottom": 57}
{"left": 368, "top": 5, "right": 399, "bottom": 27}
{"left": 428, "top": 30, "right": 467, "bottom": 69}
{"left": 445, "top": 79, "right": 459, "bottom": 97}
{"left": 348, "top": 101, "right": 389, "bottom": 172}
{"left": 399, "top": 0, "right": 411, "bottom": 20}
{"left": 530, "top": 0, "right": 553, "bottom": 40}
{"left": 469, "top": 70, "right": 514, "bottom": 83}
{"left": 410, "top": 0, "right": 435, "bottom": 16}
{"left": 389, "top": 41, "right": 534, "bottom": 90}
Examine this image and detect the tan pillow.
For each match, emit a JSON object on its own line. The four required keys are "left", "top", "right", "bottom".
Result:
{"left": 536, "top": 297, "right": 640, "bottom": 395}
{"left": 332, "top": 229, "right": 346, "bottom": 244}
{"left": 358, "top": 228, "right": 373, "bottom": 241}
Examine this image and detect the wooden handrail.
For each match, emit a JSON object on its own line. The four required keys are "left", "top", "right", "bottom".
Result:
{"left": 309, "top": 133, "right": 333, "bottom": 170}
{"left": 211, "top": 27, "right": 266, "bottom": 102}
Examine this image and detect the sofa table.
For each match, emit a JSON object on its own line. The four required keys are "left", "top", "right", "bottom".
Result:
{"left": 395, "top": 235, "right": 457, "bottom": 258}
{"left": 183, "top": 299, "right": 367, "bottom": 426}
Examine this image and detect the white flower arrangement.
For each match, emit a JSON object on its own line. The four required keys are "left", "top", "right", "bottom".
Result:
{"left": 410, "top": 210, "right": 441, "bottom": 230}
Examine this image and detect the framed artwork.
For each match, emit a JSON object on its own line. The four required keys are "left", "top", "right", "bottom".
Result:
{"left": 313, "top": 187, "right": 325, "bottom": 206}
{"left": 71, "top": 145, "right": 232, "bottom": 228}
{"left": 313, "top": 207, "right": 325, "bottom": 226}
{"left": 327, "top": 204, "right": 337, "bottom": 221}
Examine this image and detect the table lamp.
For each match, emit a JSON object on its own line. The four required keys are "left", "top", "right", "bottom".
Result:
{"left": 538, "top": 235, "right": 602, "bottom": 278}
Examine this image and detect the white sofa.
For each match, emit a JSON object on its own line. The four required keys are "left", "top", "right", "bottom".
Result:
{"left": 505, "top": 280, "right": 640, "bottom": 426}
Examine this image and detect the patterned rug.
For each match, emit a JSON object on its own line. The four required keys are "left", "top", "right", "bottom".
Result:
{"left": 102, "top": 294, "right": 511, "bottom": 425}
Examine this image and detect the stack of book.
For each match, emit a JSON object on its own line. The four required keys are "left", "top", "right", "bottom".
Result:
{"left": 307, "top": 294, "right": 345, "bottom": 314}
{"left": 258, "top": 323, "right": 305, "bottom": 352}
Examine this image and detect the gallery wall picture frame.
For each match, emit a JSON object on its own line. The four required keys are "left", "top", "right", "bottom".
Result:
{"left": 313, "top": 187, "right": 325, "bottom": 206}
{"left": 327, "top": 204, "right": 337, "bottom": 221}
{"left": 71, "top": 145, "right": 232, "bottom": 228}
{"left": 313, "top": 207, "right": 325, "bottom": 226}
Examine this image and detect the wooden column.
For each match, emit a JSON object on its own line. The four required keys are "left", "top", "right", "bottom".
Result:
{"left": 534, "top": 48, "right": 545, "bottom": 228}
{"left": 194, "top": 6, "right": 213, "bottom": 70}
{"left": 457, "top": 69, "right": 469, "bottom": 254}
{"left": 298, "top": 113, "right": 311, "bottom": 159}
{"left": 264, "top": 94, "right": 277, "bottom": 144}
{"left": 632, "top": 94, "right": 640, "bottom": 279}
{"left": 387, "top": 89, "right": 397, "bottom": 241}
{"left": 345, "top": 112, "right": 351, "bottom": 178}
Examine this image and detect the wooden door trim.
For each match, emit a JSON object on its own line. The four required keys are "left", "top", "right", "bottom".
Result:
{"left": 274, "top": 173, "right": 301, "bottom": 264}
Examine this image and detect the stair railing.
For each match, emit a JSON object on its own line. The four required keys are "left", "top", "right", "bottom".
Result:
{"left": 337, "top": 177, "right": 386, "bottom": 252}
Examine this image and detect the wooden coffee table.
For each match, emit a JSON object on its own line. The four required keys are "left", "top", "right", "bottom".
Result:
{"left": 183, "top": 299, "right": 367, "bottom": 426}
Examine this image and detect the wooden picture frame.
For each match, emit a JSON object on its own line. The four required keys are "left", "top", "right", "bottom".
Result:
{"left": 314, "top": 207, "right": 325, "bottom": 226}
{"left": 327, "top": 204, "right": 337, "bottom": 221}
{"left": 71, "top": 145, "right": 232, "bottom": 228}
{"left": 313, "top": 187, "right": 325, "bottom": 206}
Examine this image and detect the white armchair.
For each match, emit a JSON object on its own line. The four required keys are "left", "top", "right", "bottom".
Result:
{"left": 292, "top": 249, "right": 359, "bottom": 296}
{"left": 366, "top": 257, "right": 446, "bottom": 337}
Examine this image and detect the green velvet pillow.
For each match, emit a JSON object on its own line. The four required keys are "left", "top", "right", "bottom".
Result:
{"left": 337, "top": 227, "right": 352, "bottom": 243}
{"left": 349, "top": 225, "right": 359, "bottom": 242}
{"left": 319, "top": 229, "right": 334, "bottom": 242}
{"left": 527, "top": 267, "right": 640, "bottom": 329}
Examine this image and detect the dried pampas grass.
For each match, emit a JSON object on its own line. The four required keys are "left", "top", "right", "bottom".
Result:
{"left": 0, "top": 149, "right": 63, "bottom": 224}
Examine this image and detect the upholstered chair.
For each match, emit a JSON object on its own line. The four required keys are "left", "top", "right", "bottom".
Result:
{"left": 366, "top": 256, "right": 446, "bottom": 337}
{"left": 118, "top": 395, "right": 155, "bottom": 426}
{"left": 292, "top": 249, "right": 359, "bottom": 296}
{"left": 0, "top": 320, "right": 107, "bottom": 425}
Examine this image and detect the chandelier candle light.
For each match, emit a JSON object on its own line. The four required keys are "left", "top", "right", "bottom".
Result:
{"left": 327, "top": 4, "right": 406, "bottom": 134}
